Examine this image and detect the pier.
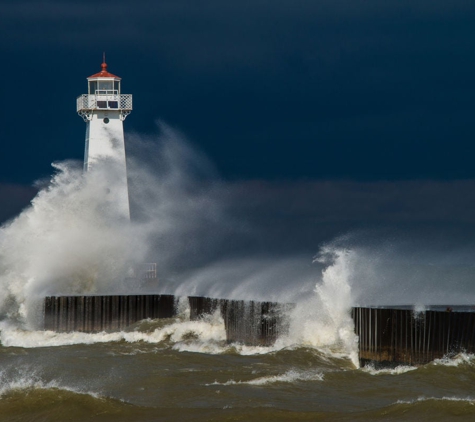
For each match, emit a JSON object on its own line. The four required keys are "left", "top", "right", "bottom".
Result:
{"left": 44, "top": 295, "right": 176, "bottom": 333}
{"left": 43, "top": 296, "right": 475, "bottom": 366}
{"left": 187, "top": 296, "right": 292, "bottom": 345}
{"left": 44, "top": 295, "right": 292, "bottom": 346}
{"left": 353, "top": 306, "right": 475, "bottom": 367}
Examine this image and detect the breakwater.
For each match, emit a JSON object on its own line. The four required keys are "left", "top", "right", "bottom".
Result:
{"left": 189, "top": 296, "right": 292, "bottom": 345}
{"left": 43, "top": 295, "right": 176, "bottom": 333}
{"left": 353, "top": 306, "right": 475, "bottom": 367}
{"left": 43, "top": 296, "right": 475, "bottom": 366}
{"left": 44, "top": 295, "right": 291, "bottom": 346}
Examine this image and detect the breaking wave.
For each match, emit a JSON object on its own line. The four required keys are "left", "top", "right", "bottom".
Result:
{"left": 0, "top": 124, "right": 372, "bottom": 366}
{"left": 205, "top": 369, "right": 325, "bottom": 386}
{"left": 0, "top": 367, "right": 101, "bottom": 399}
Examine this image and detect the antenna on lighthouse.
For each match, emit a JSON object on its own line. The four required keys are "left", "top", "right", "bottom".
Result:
{"left": 76, "top": 59, "right": 133, "bottom": 220}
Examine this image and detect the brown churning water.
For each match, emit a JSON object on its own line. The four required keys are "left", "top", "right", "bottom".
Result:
{"left": 1, "top": 299, "right": 475, "bottom": 420}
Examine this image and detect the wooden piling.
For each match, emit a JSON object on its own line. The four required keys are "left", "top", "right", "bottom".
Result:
{"left": 59, "top": 296, "right": 68, "bottom": 332}
{"left": 43, "top": 294, "right": 179, "bottom": 333}
{"left": 93, "top": 296, "right": 102, "bottom": 332}
{"left": 353, "top": 306, "right": 475, "bottom": 367}
{"left": 157, "top": 295, "right": 175, "bottom": 318}
{"left": 44, "top": 296, "right": 54, "bottom": 331}
{"left": 188, "top": 296, "right": 221, "bottom": 320}
{"left": 76, "top": 296, "right": 85, "bottom": 332}
{"left": 43, "top": 295, "right": 291, "bottom": 347}
{"left": 84, "top": 296, "right": 94, "bottom": 332}
{"left": 110, "top": 295, "right": 119, "bottom": 331}
{"left": 43, "top": 296, "right": 475, "bottom": 365}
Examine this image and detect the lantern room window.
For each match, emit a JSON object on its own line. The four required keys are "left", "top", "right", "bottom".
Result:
{"left": 88, "top": 80, "right": 120, "bottom": 95}
{"left": 98, "top": 80, "right": 113, "bottom": 93}
{"left": 89, "top": 81, "right": 97, "bottom": 95}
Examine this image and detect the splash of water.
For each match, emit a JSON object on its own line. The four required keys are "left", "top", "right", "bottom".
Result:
{"left": 0, "top": 124, "right": 363, "bottom": 364}
{"left": 0, "top": 365, "right": 102, "bottom": 399}
{"left": 0, "top": 160, "right": 149, "bottom": 329}
{"left": 0, "top": 124, "right": 224, "bottom": 329}
{"left": 280, "top": 247, "right": 358, "bottom": 365}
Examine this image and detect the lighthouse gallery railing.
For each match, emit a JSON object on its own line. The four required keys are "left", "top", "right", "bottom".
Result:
{"left": 76, "top": 94, "right": 133, "bottom": 112}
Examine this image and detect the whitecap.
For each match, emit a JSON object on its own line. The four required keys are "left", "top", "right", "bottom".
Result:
{"left": 362, "top": 364, "right": 417, "bottom": 375}
{"left": 205, "top": 369, "right": 324, "bottom": 386}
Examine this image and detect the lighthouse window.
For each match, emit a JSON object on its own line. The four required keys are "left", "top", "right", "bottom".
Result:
{"left": 103, "top": 118, "right": 109, "bottom": 124}
{"left": 97, "top": 100, "right": 107, "bottom": 108}
{"left": 98, "top": 81, "right": 113, "bottom": 92}
{"left": 108, "top": 101, "right": 118, "bottom": 108}
{"left": 114, "top": 81, "right": 120, "bottom": 92}
{"left": 89, "top": 81, "right": 97, "bottom": 95}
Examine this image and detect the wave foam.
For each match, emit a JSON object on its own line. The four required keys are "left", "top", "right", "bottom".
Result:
{"left": 0, "top": 368, "right": 100, "bottom": 400}
{"left": 362, "top": 364, "right": 417, "bottom": 375}
{"left": 206, "top": 369, "right": 324, "bottom": 386}
{"left": 432, "top": 353, "right": 475, "bottom": 367}
{"left": 396, "top": 396, "right": 475, "bottom": 405}
{"left": 0, "top": 317, "right": 226, "bottom": 349}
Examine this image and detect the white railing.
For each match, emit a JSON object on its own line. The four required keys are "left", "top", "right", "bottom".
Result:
{"left": 120, "top": 94, "right": 133, "bottom": 110}
{"left": 76, "top": 94, "right": 133, "bottom": 112}
{"left": 135, "top": 263, "right": 157, "bottom": 280}
{"left": 96, "top": 90, "right": 118, "bottom": 95}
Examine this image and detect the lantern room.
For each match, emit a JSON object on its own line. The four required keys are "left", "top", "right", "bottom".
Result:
{"left": 88, "top": 63, "right": 120, "bottom": 93}
{"left": 77, "top": 60, "right": 132, "bottom": 122}
{"left": 87, "top": 61, "right": 121, "bottom": 109}
{"left": 88, "top": 78, "right": 120, "bottom": 95}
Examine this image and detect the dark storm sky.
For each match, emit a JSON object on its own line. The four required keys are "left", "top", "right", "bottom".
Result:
{"left": 2, "top": 0, "right": 475, "bottom": 183}
{"left": 2, "top": 0, "right": 475, "bottom": 231}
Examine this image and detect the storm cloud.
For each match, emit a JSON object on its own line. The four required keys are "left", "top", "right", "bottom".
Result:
{"left": 1, "top": 0, "right": 475, "bottom": 185}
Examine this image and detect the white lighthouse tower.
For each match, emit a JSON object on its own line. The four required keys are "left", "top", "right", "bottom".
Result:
{"left": 76, "top": 59, "right": 132, "bottom": 220}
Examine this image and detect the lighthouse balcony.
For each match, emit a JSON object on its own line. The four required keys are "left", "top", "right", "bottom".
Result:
{"left": 76, "top": 94, "right": 133, "bottom": 112}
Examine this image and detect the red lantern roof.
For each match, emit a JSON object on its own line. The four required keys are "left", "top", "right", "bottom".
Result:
{"left": 88, "top": 61, "right": 121, "bottom": 79}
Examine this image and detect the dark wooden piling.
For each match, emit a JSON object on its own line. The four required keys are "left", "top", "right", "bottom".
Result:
{"left": 59, "top": 296, "right": 68, "bottom": 332}
{"left": 189, "top": 297, "right": 285, "bottom": 345}
{"left": 93, "top": 296, "right": 102, "bottom": 332}
{"left": 188, "top": 296, "right": 221, "bottom": 320}
{"left": 110, "top": 296, "right": 119, "bottom": 331}
{"left": 119, "top": 296, "right": 128, "bottom": 329}
{"left": 43, "top": 296, "right": 475, "bottom": 365}
{"left": 84, "top": 296, "right": 94, "bottom": 332}
{"left": 156, "top": 295, "right": 175, "bottom": 318}
{"left": 44, "top": 296, "right": 54, "bottom": 331}
{"left": 353, "top": 307, "right": 475, "bottom": 367}
{"left": 127, "top": 295, "right": 136, "bottom": 326}
{"left": 44, "top": 294, "right": 178, "bottom": 333}
{"left": 76, "top": 296, "right": 85, "bottom": 332}
{"left": 43, "top": 294, "right": 292, "bottom": 346}
{"left": 187, "top": 296, "right": 293, "bottom": 345}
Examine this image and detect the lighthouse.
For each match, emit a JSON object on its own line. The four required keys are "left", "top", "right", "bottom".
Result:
{"left": 76, "top": 59, "right": 132, "bottom": 220}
